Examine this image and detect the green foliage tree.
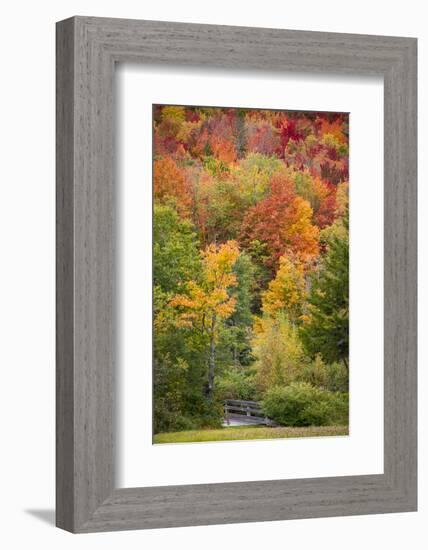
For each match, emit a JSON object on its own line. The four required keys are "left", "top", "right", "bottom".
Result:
{"left": 227, "top": 252, "right": 256, "bottom": 365}
{"left": 153, "top": 286, "right": 216, "bottom": 433}
{"left": 230, "top": 153, "right": 284, "bottom": 205}
{"left": 153, "top": 206, "right": 218, "bottom": 432}
{"left": 300, "top": 211, "right": 349, "bottom": 368}
{"left": 153, "top": 204, "right": 200, "bottom": 293}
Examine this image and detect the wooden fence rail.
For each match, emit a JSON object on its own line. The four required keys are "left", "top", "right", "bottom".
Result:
{"left": 224, "top": 399, "right": 275, "bottom": 426}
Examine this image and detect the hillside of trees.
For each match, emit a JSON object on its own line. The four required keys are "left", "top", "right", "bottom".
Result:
{"left": 153, "top": 105, "right": 349, "bottom": 435}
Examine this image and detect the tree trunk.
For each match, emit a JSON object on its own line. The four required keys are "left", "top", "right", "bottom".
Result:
{"left": 207, "top": 315, "right": 216, "bottom": 398}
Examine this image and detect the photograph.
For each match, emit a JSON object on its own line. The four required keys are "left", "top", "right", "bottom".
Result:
{"left": 152, "top": 104, "right": 349, "bottom": 444}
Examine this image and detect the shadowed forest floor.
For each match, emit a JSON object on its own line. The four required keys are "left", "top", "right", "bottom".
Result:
{"left": 153, "top": 425, "right": 349, "bottom": 444}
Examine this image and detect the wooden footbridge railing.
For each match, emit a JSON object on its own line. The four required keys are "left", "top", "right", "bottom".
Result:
{"left": 224, "top": 399, "right": 275, "bottom": 426}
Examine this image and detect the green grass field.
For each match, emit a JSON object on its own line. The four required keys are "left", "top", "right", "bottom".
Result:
{"left": 153, "top": 425, "right": 348, "bottom": 444}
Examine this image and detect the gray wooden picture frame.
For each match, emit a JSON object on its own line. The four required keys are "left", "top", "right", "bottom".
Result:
{"left": 56, "top": 16, "right": 417, "bottom": 533}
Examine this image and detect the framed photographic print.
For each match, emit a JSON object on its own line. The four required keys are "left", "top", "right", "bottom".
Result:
{"left": 56, "top": 16, "right": 417, "bottom": 532}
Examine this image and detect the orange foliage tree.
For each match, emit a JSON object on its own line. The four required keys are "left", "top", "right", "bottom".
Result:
{"left": 153, "top": 157, "right": 191, "bottom": 216}
{"left": 240, "top": 172, "right": 319, "bottom": 270}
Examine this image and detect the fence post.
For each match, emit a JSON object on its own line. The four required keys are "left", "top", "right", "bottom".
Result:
{"left": 225, "top": 402, "right": 230, "bottom": 425}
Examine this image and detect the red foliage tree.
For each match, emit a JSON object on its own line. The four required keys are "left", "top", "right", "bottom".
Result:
{"left": 247, "top": 122, "right": 280, "bottom": 156}
{"left": 192, "top": 112, "right": 237, "bottom": 162}
{"left": 314, "top": 180, "right": 337, "bottom": 228}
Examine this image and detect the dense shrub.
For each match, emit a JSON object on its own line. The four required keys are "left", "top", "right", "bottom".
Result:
{"left": 299, "top": 355, "right": 328, "bottom": 388}
{"left": 154, "top": 401, "right": 223, "bottom": 434}
{"left": 153, "top": 353, "right": 224, "bottom": 434}
{"left": 217, "top": 369, "right": 258, "bottom": 401}
{"left": 262, "top": 382, "right": 348, "bottom": 427}
{"left": 299, "top": 355, "right": 349, "bottom": 392}
{"left": 326, "top": 362, "right": 349, "bottom": 392}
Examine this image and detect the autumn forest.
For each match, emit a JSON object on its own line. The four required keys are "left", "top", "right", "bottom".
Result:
{"left": 153, "top": 104, "right": 349, "bottom": 443}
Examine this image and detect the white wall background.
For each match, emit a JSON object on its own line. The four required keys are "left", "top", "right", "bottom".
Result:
{"left": 0, "top": 1, "right": 425, "bottom": 548}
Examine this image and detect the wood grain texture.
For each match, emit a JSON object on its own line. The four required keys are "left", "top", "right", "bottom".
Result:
{"left": 56, "top": 16, "right": 417, "bottom": 533}
{"left": 56, "top": 18, "right": 75, "bottom": 532}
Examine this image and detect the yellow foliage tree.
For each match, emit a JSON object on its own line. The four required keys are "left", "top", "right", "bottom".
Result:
{"left": 335, "top": 181, "right": 349, "bottom": 217}
{"left": 161, "top": 105, "right": 186, "bottom": 123}
{"left": 252, "top": 313, "right": 307, "bottom": 392}
{"left": 169, "top": 240, "right": 240, "bottom": 396}
{"left": 262, "top": 255, "right": 307, "bottom": 322}
{"left": 286, "top": 196, "right": 320, "bottom": 262}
